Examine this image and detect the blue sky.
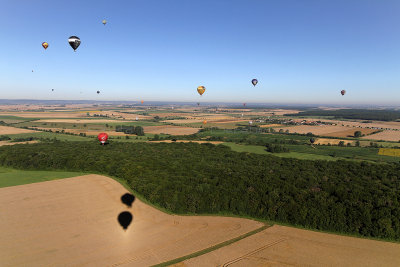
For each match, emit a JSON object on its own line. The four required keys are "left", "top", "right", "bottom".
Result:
{"left": 0, "top": 0, "right": 399, "bottom": 104}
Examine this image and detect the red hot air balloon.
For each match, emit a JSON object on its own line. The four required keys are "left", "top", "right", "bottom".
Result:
{"left": 341, "top": 90, "right": 346, "bottom": 96}
{"left": 98, "top": 133, "right": 108, "bottom": 145}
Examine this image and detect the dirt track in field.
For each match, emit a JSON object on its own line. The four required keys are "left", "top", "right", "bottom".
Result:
{"left": 0, "top": 175, "right": 263, "bottom": 266}
{"left": 179, "top": 225, "right": 400, "bottom": 267}
{"left": 0, "top": 126, "right": 38, "bottom": 134}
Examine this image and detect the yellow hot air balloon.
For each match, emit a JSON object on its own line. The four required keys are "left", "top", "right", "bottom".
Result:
{"left": 42, "top": 42, "right": 49, "bottom": 50}
{"left": 102, "top": 19, "right": 107, "bottom": 25}
{"left": 197, "top": 86, "right": 205, "bottom": 96}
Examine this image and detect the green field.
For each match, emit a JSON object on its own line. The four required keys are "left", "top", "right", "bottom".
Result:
{"left": 0, "top": 167, "right": 85, "bottom": 188}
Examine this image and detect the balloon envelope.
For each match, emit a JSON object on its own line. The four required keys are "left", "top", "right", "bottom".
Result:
{"left": 102, "top": 19, "right": 107, "bottom": 25}
{"left": 68, "top": 36, "right": 81, "bottom": 51}
{"left": 251, "top": 79, "right": 258, "bottom": 86}
{"left": 197, "top": 86, "right": 205, "bottom": 96}
{"left": 118, "top": 211, "right": 133, "bottom": 230}
{"left": 341, "top": 90, "right": 346, "bottom": 96}
{"left": 97, "top": 133, "right": 108, "bottom": 144}
{"left": 203, "top": 120, "right": 207, "bottom": 125}
{"left": 42, "top": 42, "right": 49, "bottom": 50}
{"left": 97, "top": 91, "right": 100, "bottom": 94}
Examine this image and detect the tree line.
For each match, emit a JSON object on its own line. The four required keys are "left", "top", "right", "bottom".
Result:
{"left": 0, "top": 141, "right": 399, "bottom": 241}
{"left": 288, "top": 109, "right": 400, "bottom": 121}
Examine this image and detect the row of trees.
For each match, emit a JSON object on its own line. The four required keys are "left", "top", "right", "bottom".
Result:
{"left": 0, "top": 141, "right": 399, "bottom": 240}
{"left": 115, "top": 125, "right": 145, "bottom": 136}
{"left": 288, "top": 109, "right": 400, "bottom": 121}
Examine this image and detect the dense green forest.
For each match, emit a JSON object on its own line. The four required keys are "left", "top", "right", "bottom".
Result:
{"left": 0, "top": 141, "right": 399, "bottom": 240}
{"left": 287, "top": 109, "right": 400, "bottom": 121}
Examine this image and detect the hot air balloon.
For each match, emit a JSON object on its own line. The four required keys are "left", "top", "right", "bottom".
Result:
{"left": 310, "top": 138, "right": 315, "bottom": 144}
{"left": 51, "top": 89, "right": 54, "bottom": 92}
{"left": 243, "top": 103, "right": 246, "bottom": 107}
{"left": 68, "top": 36, "right": 81, "bottom": 51}
{"left": 42, "top": 42, "right": 49, "bottom": 50}
{"left": 118, "top": 211, "right": 133, "bottom": 230}
{"left": 197, "top": 86, "right": 205, "bottom": 96}
{"left": 203, "top": 120, "right": 207, "bottom": 125}
{"left": 251, "top": 79, "right": 258, "bottom": 86}
{"left": 97, "top": 90, "right": 100, "bottom": 94}
{"left": 341, "top": 90, "right": 346, "bottom": 96}
{"left": 102, "top": 19, "right": 107, "bottom": 25}
{"left": 98, "top": 132, "right": 108, "bottom": 145}
{"left": 141, "top": 100, "right": 144, "bottom": 104}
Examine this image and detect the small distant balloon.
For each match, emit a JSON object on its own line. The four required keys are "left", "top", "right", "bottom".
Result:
{"left": 243, "top": 103, "right": 246, "bottom": 107}
{"left": 98, "top": 132, "right": 108, "bottom": 145}
{"left": 102, "top": 19, "right": 107, "bottom": 25}
{"left": 197, "top": 86, "right": 205, "bottom": 96}
{"left": 310, "top": 138, "right": 315, "bottom": 144}
{"left": 51, "top": 89, "right": 54, "bottom": 91}
{"left": 203, "top": 120, "right": 207, "bottom": 125}
{"left": 251, "top": 79, "right": 258, "bottom": 86}
{"left": 97, "top": 90, "right": 100, "bottom": 94}
{"left": 118, "top": 211, "right": 133, "bottom": 230}
{"left": 42, "top": 42, "right": 49, "bottom": 50}
{"left": 68, "top": 36, "right": 81, "bottom": 52}
{"left": 141, "top": 100, "right": 144, "bottom": 104}
{"left": 121, "top": 193, "right": 135, "bottom": 208}
{"left": 341, "top": 90, "right": 346, "bottom": 96}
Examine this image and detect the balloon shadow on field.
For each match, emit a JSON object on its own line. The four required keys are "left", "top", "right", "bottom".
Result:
{"left": 118, "top": 211, "right": 133, "bottom": 230}
{"left": 121, "top": 193, "right": 135, "bottom": 208}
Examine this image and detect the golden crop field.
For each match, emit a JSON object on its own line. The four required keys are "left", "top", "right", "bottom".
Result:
{"left": 378, "top": 148, "right": 400, "bottom": 157}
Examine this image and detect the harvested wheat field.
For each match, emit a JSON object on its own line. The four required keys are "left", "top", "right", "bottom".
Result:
{"left": 38, "top": 119, "right": 131, "bottom": 123}
{"left": 0, "top": 175, "right": 263, "bottom": 266}
{"left": 143, "top": 126, "right": 200, "bottom": 135}
{"left": 315, "top": 138, "right": 354, "bottom": 145}
{"left": 276, "top": 125, "right": 346, "bottom": 135}
{"left": 0, "top": 112, "right": 86, "bottom": 118}
{"left": 0, "top": 140, "right": 38, "bottom": 146}
{"left": 163, "top": 119, "right": 205, "bottom": 124}
{"left": 323, "top": 128, "right": 377, "bottom": 138}
{"left": 362, "top": 130, "right": 400, "bottom": 142}
{"left": 179, "top": 225, "right": 400, "bottom": 267}
{"left": 0, "top": 126, "right": 37, "bottom": 134}
{"left": 259, "top": 124, "right": 283, "bottom": 128}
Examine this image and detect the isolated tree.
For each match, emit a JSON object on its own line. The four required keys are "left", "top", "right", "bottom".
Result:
{"left": 338, "top": 141, "right": 345, "bottom": 147}
{"left": 354, "top": 131, "right": 362, "bottom": 137}
{"left": 355, "top": 141, "right": 360, "bottom": 147}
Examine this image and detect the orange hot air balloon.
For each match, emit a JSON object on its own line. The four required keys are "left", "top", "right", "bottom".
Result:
{"left": 141, "top": 100, "right": 144, "bottom": 104}
{"left": 197, "top": 86, "right": 205, "bottom": 96}
{"left": 203, "top": 120, "right": 207, "bottom": 125}
{"left": 98, "top": 132, "right": 108, "bottom": 145}
{"left": 42, "top": 42, "right": 49, "bottom": 50}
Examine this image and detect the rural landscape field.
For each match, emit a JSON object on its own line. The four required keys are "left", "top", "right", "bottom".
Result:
{"left": 2, "top": 0, "right": 400, "bottom": 266}
{"left": 1, "top": 101, "right": 400, "bottom": 266}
